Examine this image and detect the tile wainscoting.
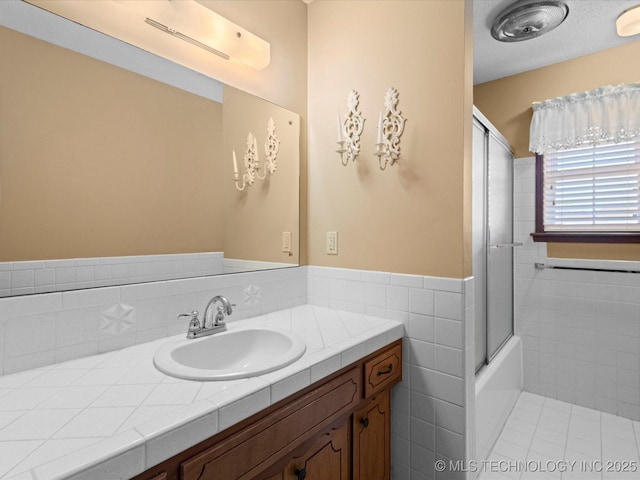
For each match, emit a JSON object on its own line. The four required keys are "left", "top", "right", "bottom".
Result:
{"left": 307, "top": 266, "right": 474, "bottom": 480}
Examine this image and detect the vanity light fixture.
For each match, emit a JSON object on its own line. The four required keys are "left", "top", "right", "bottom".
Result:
{"left": 617, "top": 4, "right": 640, "bottom": 37}
{"left": 374, "top": 87, "right": 406, "bottom": 170}
{"left": 336, "top": 90, "right": 365, "bottom": 166}
{"left": 114, "top": 0, "right": 271, "bottom": 69}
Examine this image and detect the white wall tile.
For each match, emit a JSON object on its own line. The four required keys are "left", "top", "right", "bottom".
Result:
{"left": 410, "top": 289, "right": 435, "bottom": 316}
{"left": 514, "top": 159, "right": 640, "bottom": 422}
{"left": 434, "top": 292, "right": 463, "bottom": 321}
{"left": 409, "top": 314, "right": 434, "bottom": 343}
{"left": 387, "top": 285, "right": 409, "bottom": 312}
{"left": 5, "top": 313, "right": 55, "bottom": 357}
{"left": 435, "top": 318, "right": 463, "bottom": 349}
{"left": 410, "top": 417, "right": 435, "bottom": 451}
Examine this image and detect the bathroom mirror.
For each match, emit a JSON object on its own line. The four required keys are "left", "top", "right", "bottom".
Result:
{"left": 0, "top": 4, "right": 300, "bottom": 297}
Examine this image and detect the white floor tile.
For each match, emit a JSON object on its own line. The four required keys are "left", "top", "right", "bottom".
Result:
{"left": 566, "top": 435, "right": 602, "bottom": 458}
{"left": 494, "top": 437, "right": 530, "bottom": 462}
{"left": 534, "top": 426, "right": 567, "bottom": 447}
{"left": 484, "top": 395, "right": 640, "bottom": 480}
{"left": 501, "top": 426, "right": 535, "bottom": 450}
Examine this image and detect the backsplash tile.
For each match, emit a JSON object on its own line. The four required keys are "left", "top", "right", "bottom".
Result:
{"left": 0, "top": 266, "right": 307, "bottom": 377}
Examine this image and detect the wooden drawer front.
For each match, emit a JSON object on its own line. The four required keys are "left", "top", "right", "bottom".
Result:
{"left": 181, "top": 367, "right": 361, "bottom": 480}
{"left": 363, "top": 343, "right": 402, "bottom": 398}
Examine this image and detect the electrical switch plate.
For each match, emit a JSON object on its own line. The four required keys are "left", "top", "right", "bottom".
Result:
{"left": 326, "top": 232, "right": 338, "bottom": 255}
{"left": 282, "top": 232, "right": 292, "bottom": 253}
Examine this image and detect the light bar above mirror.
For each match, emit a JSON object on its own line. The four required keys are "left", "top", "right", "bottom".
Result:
{"left": 24, "top": 0, "right": 271, "bottom": 71}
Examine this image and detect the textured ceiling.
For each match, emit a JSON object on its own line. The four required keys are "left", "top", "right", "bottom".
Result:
{"left": 474, "top": 0, "right": 640, "bottom": 85}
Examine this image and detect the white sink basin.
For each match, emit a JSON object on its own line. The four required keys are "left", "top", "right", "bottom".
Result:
{"left": 153, "top": 326, "right": 307, "bottom": 381}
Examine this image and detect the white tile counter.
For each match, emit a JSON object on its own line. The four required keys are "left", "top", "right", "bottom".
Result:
{"left": 0, "top": 305, "right": 404, "bottom": 480}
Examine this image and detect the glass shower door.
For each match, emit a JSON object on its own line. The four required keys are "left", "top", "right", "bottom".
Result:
{"left": 486, "top": 134, "right": 514, "bottom": 361}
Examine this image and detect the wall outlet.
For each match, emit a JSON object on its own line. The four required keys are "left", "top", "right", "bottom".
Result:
{"left": 282, "top": 231, "right": 292, "bottom": 253}
{"left": 326, "top": 231, "right": 338, "bottom": 255}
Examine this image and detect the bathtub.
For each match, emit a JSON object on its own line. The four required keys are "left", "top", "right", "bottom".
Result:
{"left": 475, "top": 335, "right": 523, "bottom": 465}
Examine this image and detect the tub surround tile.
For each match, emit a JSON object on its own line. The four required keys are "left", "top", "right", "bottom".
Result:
{"left": 514, "top": 155, "right": 640, "bottom": 421}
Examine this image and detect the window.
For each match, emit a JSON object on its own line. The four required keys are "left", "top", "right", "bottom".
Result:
{"left": 532, "top": 139, "right": 640, "bottom": 243}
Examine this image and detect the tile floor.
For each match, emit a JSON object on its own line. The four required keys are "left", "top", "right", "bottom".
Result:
{"left": 479, "top": 392, "right": 640, "bottom": 480}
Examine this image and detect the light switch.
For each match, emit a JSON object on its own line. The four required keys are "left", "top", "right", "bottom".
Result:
{"left": 326, "top": 232, "right": 338, "bottom": 255}
{"left": 282, "top": 232, "right": 292, "bottom": 253}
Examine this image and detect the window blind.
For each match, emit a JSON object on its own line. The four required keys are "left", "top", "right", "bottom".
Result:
{"left": 543, "top": 141, "right": 640, "bottom": 232}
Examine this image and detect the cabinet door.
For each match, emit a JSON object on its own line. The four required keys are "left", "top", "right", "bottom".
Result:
{"left": 353, "top": 389, "right": 390, "bottom": 480}
{"left": 282, "top": 420, "right": 350, "bottom": 480}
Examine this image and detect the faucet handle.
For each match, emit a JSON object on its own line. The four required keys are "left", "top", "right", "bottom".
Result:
{"left": 178, "top": 311, "right": 201, "bottom": 337}
{"left": 178, "top": 310, "right": 199, "bottom": 321}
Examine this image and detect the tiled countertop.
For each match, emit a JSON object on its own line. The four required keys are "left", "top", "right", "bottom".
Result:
{"left": 0, "top": 305, "right": 404, "bottom": 480}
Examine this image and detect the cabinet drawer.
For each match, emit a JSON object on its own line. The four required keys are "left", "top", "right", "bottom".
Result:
{"left": 181, "top": 367, "right": 361, "bottom": 480}
{"left": 363, "top": 343, "right": 402, "bottom": 398}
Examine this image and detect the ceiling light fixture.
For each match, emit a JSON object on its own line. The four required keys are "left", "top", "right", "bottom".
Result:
{"left": 616, "top": 4, "right": 640, "bottom": 37}
{"left": 491, "top": 0, "right": 569, "bottom": 42}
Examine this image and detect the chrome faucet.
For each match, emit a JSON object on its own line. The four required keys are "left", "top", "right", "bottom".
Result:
{"left": 177, "top": 295, "right": 234, "bottom": 339}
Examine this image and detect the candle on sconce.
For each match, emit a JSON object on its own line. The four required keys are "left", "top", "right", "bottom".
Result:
{"left": 337, "top": 112, "right": 344, "bottom": 142}
{"left": 377, "top": 111, "right": 383, "bottom": 144}
{"left": 253, "top": 136, "right": 259, "bottom": 164}
{"left": 232, "top": 150, "right": 239, "bottom": 177}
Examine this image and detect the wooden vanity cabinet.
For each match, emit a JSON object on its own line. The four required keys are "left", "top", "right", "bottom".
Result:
{"left": 353, "top": 389, "right": 391, "bottom": 480}
{"left": 281, "top": 419, "right": 351, "bottom": 480}
{"left": 132, "top": 340, "right": 402, "bottom": 480}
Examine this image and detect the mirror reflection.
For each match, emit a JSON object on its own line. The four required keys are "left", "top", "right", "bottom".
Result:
{"left": 0, "top": 23, "right": 300, "bottom": 297}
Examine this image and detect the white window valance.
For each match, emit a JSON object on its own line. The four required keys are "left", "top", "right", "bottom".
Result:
{"left": 529, "top": 83, "right": 640, "bottom": 155}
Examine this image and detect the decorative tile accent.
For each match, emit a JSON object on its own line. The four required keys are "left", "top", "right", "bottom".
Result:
{"left": 243, "top": 285, "right": 261, "bottom": 307}
{"left": 100, "top": 304, "right": 136, "bottom": 335}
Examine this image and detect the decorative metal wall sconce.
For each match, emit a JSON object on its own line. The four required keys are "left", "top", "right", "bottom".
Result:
{"left": 256, "top": 118, "right": 280, "bottom": 180}
{"left": 374, "top": 87, "right": 406, "bottom": 170}
{"left": 336, "top": 90, "right": 365, "bottom": 166}
{"left": 233, "top": 133, "right": 258, "bottom": 191}
{"left": 232, "top": 118, "right": 280, "bottom": 191}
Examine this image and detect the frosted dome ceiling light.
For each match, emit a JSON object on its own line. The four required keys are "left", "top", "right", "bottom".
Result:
{"left": 491, "top": 0, "right": 570, "bottom": 42}
{"left": 617, "top": 4, "right": 640, "bottom": 37}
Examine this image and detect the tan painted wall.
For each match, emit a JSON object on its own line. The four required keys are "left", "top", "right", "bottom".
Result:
{"left": 0, "top": 27, "right": 224, "bottom": 261}
{"left": 222, "top": 85, "right": 300, "bottom": 264}
{"left": 474, "top": 41, "right": 640, "bottom": 261}
{"left": 307, "top": 0, "right": 473, "bottom": 278}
